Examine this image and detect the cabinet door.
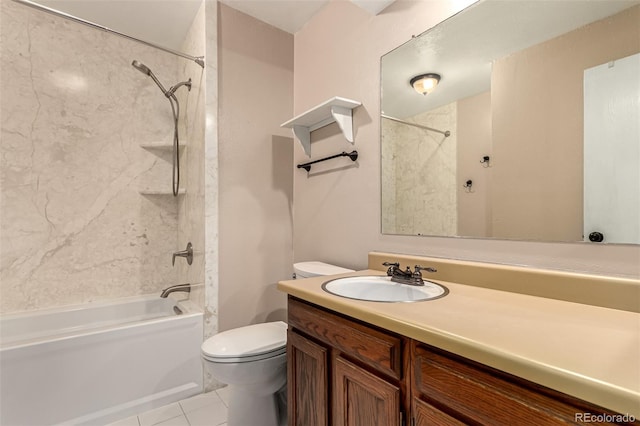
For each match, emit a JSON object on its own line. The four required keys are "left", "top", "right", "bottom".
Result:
{"left": 287, "top": 330, "right": 329, "bottom": 426}
{"left": 333, "top": 356, "right": 401, "bottom": 426}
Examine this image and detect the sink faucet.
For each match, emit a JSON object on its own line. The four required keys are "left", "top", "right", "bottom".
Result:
{"left": 160, "top": 283, "right": 191, "bottom": 298}
{"left": 173, "top": 242, "right": 193, "bottom": 266}
{"left": 382, "top": 262, "right": 437, "bottom": 286}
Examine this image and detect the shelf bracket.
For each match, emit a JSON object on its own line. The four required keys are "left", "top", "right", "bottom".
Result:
{"left": 330, "top": 105, "right": 355, "bottom": 143}
{"left": 292, "top": 125, "right": 311, "bottom": 157}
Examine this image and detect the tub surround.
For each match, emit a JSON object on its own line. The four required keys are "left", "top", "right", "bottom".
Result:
{"left": 277, "top": 252, "right": 640, "bottom": 417}
{"left": 0, "top": 0, "right": 182, "bottom": 313}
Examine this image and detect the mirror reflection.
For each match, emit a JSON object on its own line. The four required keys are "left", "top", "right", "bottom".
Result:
{"left": 381, "top": 1, "right": 640, "bottom": 244}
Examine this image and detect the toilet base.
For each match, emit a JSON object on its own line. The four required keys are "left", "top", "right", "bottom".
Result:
{"left": 227, "top": 385, "right": 283, "bottom": 426}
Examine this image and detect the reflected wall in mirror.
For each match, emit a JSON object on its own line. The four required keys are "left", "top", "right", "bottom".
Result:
{"left": 381, "top": 1, "right": 640, "bottom": 244}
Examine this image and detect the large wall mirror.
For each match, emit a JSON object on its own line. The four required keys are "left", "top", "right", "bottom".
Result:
{"left": 381, "top": 0, "right": 639, "bottom": 244}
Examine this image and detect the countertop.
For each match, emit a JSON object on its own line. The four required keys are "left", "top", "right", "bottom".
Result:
{"left": 278, "top": 269, "right": 640, "bottom": 417}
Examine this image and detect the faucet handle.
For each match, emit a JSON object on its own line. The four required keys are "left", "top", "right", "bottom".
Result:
{"left": 414, "top": 265, "right": 437, "bottom": 275}
{"left": 382, "top": 262, "right": 400, "bottom": 276}
{"left": 172, "top": 242, "right": 193, "bottom": 266}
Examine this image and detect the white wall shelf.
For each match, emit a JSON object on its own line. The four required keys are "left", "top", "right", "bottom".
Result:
{"left": 281, "top": 96, "right": 361, "bottom": 156}
{"left": 139, "top": 189, "right": 186, "bottom": 196}
{"left": 140, "top": 142, "right": 186, "bottom": 151}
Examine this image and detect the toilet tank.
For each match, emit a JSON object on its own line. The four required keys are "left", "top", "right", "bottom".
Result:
{"left": 293, "top": 261, "right": 354, "bottom": 279}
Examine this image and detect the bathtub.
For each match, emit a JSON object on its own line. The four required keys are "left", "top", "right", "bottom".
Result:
{"left": 0, "top": 295, "right": 203, "bottom": 425}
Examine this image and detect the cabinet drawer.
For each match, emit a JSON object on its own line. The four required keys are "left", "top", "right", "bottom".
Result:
{"left": 288, "top": 297, "right": 402, "bottom": 379}
{"left": 413, "top": 398, "right": 466, "bottom": 426}
{"left": 413, "top": 343, "right": 625, "bottom": 425}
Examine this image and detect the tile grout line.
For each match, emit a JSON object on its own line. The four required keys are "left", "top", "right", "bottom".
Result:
{"left": 178, "top": 400, "right": 191, "bottom": 426}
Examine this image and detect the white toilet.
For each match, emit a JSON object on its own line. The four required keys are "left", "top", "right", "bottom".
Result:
{"left": 201, "top": 261, "right": 353, "bottom": 426}
{"left": 293, "top": 261, "right": 354, "bottom": 279}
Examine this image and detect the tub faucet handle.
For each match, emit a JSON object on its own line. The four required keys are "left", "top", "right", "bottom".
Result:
{"left": 172, "top": 242, "right": 193, "bottom": 266}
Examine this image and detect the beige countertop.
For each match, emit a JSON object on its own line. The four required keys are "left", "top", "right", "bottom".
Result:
{"left": 278, "top": 269, "right": 640, "bottom": 417}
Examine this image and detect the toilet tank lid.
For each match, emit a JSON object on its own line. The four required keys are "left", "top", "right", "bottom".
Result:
{"left": 294, "top": 261, "right": 354, "bottom": 277}
{"left": 201, "top": 321, "right": 287, "bottom": 358}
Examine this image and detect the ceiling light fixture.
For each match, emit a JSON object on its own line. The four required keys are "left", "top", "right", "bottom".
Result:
{"left": 410, "top": 73, "right": 441, "bottom": 95}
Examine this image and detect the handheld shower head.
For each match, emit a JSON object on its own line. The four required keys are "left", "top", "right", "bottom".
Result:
{"left": 131, "top": 59, "right": 168, "bottom": 95}
{"left": 131, "top": 59, "right": 192, "bottom": 198}
{"left": 131, "top": 60, "right": 151, "bottom": 76}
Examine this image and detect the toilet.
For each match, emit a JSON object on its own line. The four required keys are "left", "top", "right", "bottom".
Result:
{"left": 293, "top": 261, "right": 354, "bottom": 279}
{"left": 201, "top": 261, "right": 354, "bottom": 426}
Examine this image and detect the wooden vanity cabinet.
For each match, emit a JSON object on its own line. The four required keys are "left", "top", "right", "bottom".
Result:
{"left": 287, "top": 296, "right": 408, "bottom": 426}
{"left": 410, "top": 341, "right": 636, "bottom": 425}
{"left": 287, "top": 329, "right": 329, "bottom": 426}
{"left": 287, "top": 297, "right": 635, "bottom": 426}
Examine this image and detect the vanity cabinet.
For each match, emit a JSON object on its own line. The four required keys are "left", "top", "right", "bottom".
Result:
{"left": 287, "top": 297, "right": 406, "bottom": 426}
{"left": 287, "top": 329, "right": 329, "bottom": 425}
{"left": 410, "top": 341, "right": 634, "bottom": 425}
{"left": 287, "top": 296, "right": 634, "bottom": 426}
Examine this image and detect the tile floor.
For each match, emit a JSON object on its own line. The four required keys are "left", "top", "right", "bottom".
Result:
{"left": 108, "top": 387, "right": 229, "bottom": 426}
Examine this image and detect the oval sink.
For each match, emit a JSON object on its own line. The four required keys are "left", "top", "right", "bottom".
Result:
{"left": 321, "top": 276, "right": 448, "bottom": 302}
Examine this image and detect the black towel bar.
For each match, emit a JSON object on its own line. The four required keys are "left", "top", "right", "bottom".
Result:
{"left": 297, "top": 150, "right": 358, "bottom": 172}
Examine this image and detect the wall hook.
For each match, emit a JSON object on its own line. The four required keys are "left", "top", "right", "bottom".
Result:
{"left": 480, "top": 155, "right": 491, "bottom": 167}
{"left": 463, "top": 179, "right": 474, "bottom": 193}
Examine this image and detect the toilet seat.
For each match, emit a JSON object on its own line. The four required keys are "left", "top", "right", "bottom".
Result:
{"left": 202, "top": 346, "right": 286, "bottom": 363}
{"left": 201, "top": 321, "right": 287, "bottom": 364}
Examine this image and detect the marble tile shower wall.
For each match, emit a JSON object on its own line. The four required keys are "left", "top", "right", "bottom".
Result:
{"left": 175, "top": 1, "right": 215, "bottom": 338}
{"left": 0, "top": 0, "right": 185, "bottom": 313}
{"left": 382, "top": 102, "right": 458, "bottom": 236}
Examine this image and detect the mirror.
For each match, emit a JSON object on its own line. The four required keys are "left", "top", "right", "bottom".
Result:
{"left": 12, "top": 0, "right": 203, "bottom": 58}
{"left": 381, "top": 1, "right": 640, "bottom": 244}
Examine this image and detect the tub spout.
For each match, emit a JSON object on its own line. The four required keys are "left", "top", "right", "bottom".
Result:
{"left": 160, "top": 283, "right": 191, "bottom": 298}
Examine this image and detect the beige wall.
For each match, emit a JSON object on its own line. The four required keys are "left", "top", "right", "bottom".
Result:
{"left": 293, "top": 0, "right": 639, "bottom": 278}
{"left": 218, "top": 3, "right": 294, "bottom": 331}
{"left": 491, "top": 6, "right": 640, "bottom": 241}
{"left": 457, "top": 91, "right": 491, "bottom": 237}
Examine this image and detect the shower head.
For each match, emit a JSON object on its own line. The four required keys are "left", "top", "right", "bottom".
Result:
{"left": 131, "top": 60, "right": 151, "bottom": 76}
{"left": 131, "top": 59, "right": 168, "bottom": 96}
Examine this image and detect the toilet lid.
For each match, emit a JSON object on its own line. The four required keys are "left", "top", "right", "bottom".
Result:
{"left": 294, "top": 261, "right": 354, "bottom": 278}
{"left": 201, "top": 321, "right": 287, "bottom": 363}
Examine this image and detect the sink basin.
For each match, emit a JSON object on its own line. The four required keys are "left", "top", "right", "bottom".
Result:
{"left": 321, "top": 276, "right": 448, "bottom": 302}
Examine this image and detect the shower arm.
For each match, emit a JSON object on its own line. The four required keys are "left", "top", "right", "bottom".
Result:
{"left": 166, "top": 79, "right": 192, "bottom": 98}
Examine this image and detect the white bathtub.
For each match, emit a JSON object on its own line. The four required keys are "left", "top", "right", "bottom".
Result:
{"left": 0, "top": 295, "right": 203, "bottom": 425}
